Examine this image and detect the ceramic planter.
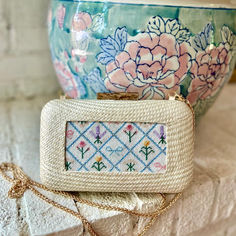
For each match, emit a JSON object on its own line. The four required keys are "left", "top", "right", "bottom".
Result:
{"left": 48, "top": 0, "right": 236, "bottom": 120}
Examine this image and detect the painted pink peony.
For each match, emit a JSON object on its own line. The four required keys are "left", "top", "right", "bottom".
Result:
{"left": 187, "top": 44, "right": 231, "bottom": 105}
{"left": 56, "top": 5, "right": 66, "bottom": 29}
{"left": 54, "top": 60, "right": 78, "bottom": 98}
{"left": 104, "top": 32, "right": 194, "bottom": 99}
{"left": 72, "top": 12, "right": 92, "bottom": 32}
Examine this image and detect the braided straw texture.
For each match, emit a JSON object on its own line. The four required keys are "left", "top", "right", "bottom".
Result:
{"left": 40, "top": 99, "right": 194, "bottom": 193}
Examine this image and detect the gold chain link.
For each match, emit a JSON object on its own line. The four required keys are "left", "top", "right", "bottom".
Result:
{"left": 169, "top": 93, "right": 195, "bottom": 130}
{"left": 0, "top": 162, "right": 182, "bottom": 236}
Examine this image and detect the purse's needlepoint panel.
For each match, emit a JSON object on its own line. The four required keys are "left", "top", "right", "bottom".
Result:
{"left": 65, "top": 121, "right": 167, "bottom": 173}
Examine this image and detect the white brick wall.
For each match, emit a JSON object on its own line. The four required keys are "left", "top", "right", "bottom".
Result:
{"left": 0, "top": 0, "right": 59, "bottom": 100}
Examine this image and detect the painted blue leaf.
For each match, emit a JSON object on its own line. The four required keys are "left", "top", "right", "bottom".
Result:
{"left": 114, "top": 27, "right": 128, "bottom": 51}
{"left": 84, "top": 68, "right": 109, "bottom": 93}
{"left": 147, "top": 16, "right": 166, "bottom": 35}
{"left": 204, "top": 23, "right": 213, "bottom": 43}
{"left": 165, "top": 19, "right": 180, "bottom": 36}
{"left": 176, "top": 29, "right": 190, "bottom": 43}
{"left": 193, "top": 23, "right": 213, "bottom": 51}
{"left": 221, "top": 26, "right": 236, "bottom": 51}
{"left": 96, "top": 52, "right": 114, "bottom": 65}
{"left": 100, "top": 36, "right": 120, "bottom": 57}
{"left": 91, "top": 13, "right": 104, "bottom": 33}
{"left": 179, "top": 73, "right": 192, "bottom": 98}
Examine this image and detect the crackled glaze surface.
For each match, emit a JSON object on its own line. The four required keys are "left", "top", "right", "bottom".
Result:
{"left": 49, "top": 0, "right": 236, "bottom": 119}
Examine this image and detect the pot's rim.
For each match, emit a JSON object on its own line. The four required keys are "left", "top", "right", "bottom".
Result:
{"left": 59, "top": 0, "right": 236, "bottom": 9}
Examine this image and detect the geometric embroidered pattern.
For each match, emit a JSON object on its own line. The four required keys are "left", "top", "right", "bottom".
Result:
{"left": 65, "top": 121, "right": 167, "bottom": 173}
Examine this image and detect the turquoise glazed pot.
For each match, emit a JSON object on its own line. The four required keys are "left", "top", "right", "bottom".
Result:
{"left": 48, "top": 0, "right": 236, "bottom": 120}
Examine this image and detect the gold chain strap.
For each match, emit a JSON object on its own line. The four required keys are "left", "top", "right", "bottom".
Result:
{"left": 169, "top": 93, "right": 195, "bottom": 130}
{"left": 0, "top": 163, "right": 182, "bottom": 236}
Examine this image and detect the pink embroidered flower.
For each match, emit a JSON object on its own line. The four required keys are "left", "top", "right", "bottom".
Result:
{"left": 77, "top": 141, "right": 90, "bottom": 159}
{"left": 126, "top": 125, "right": 133, "bottom": 131}
{"left": 124, "top": 124, "right": 137, "bottom": 143}
{"left": 105, "top": 32, "right": 194, "bottom": 99}
{"left": 72, "top": 12, "right": 92, "bottom": 32}
{"left": 187, "top": 44, "right": 231, "bottom": 105}
{"left": 78, "top": 141, "right": 86, "bottom": 148}
{"left": 56, "top": 5, "right": 66, "bottom": 29}
{"left": 66, "top": 130, "right": 74, "bottom": 139}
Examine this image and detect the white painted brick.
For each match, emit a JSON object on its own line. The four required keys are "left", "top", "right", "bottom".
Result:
{"left": 133, "top": 193, "right": 176, "bottom": 236}
{"left": 47, "top": 226, "right": 84, "bottom": 236}
{"left": 0, "top": 0, "right": 7, "bottom": 23}
{"left": 227, "top": 224, "right": 236, "bottom": 236}
{"left": 0, "top": 147, "right": 21, "bottom": 236}
{"left": 0, "top": 53, "right": 56, "bottom": 81}
{"left": 175, "top": 166, "right": 215, "bottom": 236}
{"left": 10, "top": 27, "right": 49, "bottom": 53}
{"left": 0, "top": 81, "right": 19, "bottom": 100}
{"left": 9, "top": 0, "right": 49, "bottom": 29}
{"left": 210, "top": 85, "right": 236, "bottom": 112}
{"left": 77, "top": 192, "right": 137, "bottom": 221}
{"left": 0, "top": 22, "right": 8, "bottom": 54}
{"left": 0, "top": 52, "right": 59, "bottom": 100}
{"left": 195, "top": 107, "right": 236, "bottom": 223}
{"left": 211, "top": 175, "right": 236, "bottom": 223}
{"left": 77, "top": 193, "right": 135, "bottom": 236}
{"left": 13, "top": 141, "right": 82, "bottom": 236}
{"left": 0, "top": 0, "right": 4, "bottom": 18}
{"left": 0, "top": 76, "right": 59, "bottom": 101}
{"left": 10, "top": 99, "right": 41, "bottom": 143}
{"left": 76, "top": 192, "right": 165, "bottom": 236}
{"left": 8, "top": 98, "right": 82, "bottom": 235}
{"left": 0, "top": 102, "right": 11, "bottom": 145}
{"left": 17, "top": 76, "right": 59, "bottom": 99}
{"left": 13, "top": 141, "right": 130, "bottom": 236}
{"left": 90, "top": 213, "right": 133, "bottom": 236}
{"left": 0, "top": 106, "right": 29, "bottom": 235}
{"left": 23, "top": 190, "right": 82, "bottom": 236}
{"left": 0, "top": 0, "right": 9, "bottom": 54}
{"left": 148, "top": 206, "right": 177, "bottom": 236}
{"left": 188, "top": 215, "right": 236, "bottom": 236}
{"left": 10, "top": 96, "right": 56, "bottom": 144}
{"left": 0, "top": 52, "right": 59, "bottom": 99}
{"left": 0, "top": 0, "right": 60, "bottom": 100}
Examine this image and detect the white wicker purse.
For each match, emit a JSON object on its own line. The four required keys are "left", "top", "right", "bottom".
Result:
{"left": 40, "top": 95, "right": 194, "bottom": 193}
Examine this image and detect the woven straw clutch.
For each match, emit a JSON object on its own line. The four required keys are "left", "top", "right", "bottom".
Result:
{"left": 40, "top": 99, "right": 194, "bottom": 193}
